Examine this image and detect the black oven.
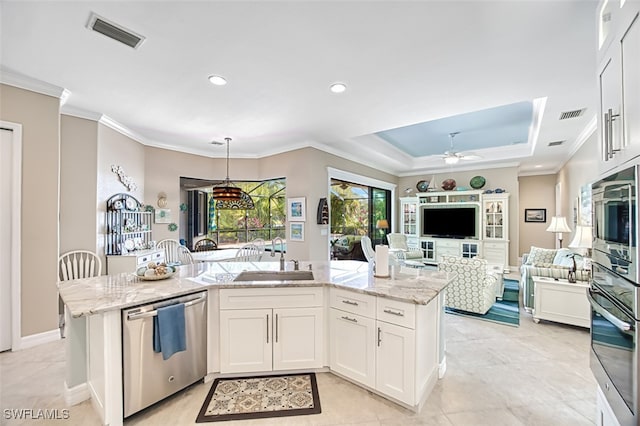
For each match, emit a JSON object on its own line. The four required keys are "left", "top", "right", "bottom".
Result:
{"left": 591, "top": 164, "right": 640, "bottom": 426}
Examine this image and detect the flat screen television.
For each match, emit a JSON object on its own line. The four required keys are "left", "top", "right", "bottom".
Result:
{"left": 421, "top": 204, "right": 479, "bottom": 239}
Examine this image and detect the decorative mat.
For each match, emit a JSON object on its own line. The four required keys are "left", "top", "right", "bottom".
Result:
{"left": 445, "top": 278, "right": 520, "bottom": 327}
{"left": 196, "top": 373, "right": 321, "bottom": 423}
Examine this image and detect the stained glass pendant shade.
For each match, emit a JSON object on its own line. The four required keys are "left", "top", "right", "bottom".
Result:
{"left": 211, "top": 138, "right": 255, "bottom": 210}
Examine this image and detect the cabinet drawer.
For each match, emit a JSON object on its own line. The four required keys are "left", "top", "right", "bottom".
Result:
{"left": 136, "top": 250, "right": 164, "bottom": 265}
{"left": 220, "top": 287, "right": 323, "bottom": 309}
{"left": 330, "top": 288, "right": 376, "bottom": 318}
{"left": 376, "top": 298, "right": 415, "bottom": 329}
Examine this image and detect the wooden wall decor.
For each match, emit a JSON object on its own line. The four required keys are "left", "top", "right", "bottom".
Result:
{"left": 317, "top": 198, "right": 329, "bottom": 224}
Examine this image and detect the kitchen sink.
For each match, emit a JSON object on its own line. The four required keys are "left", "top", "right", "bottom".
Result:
{"left": 233, "top": 270, "right": 315, "bottom": 281}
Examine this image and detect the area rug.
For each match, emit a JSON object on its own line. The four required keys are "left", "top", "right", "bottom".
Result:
{"left": 445, "top": 278, "right": 520, "bottom": 327}
{"left": 196, "top": 373, "right": 321, "bottom": 422}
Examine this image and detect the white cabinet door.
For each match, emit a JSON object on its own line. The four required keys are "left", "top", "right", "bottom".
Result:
{"left": 273, "top": 307, "right": 323, "bottom": 371}
{"left": 376, "top": 321, "right": 415, "bottom": 405}
{"left": 329, "top": 308, "right": 376, "bottom": 389}
{"left": 599, "top": 50, "right": 623, "bottom": 168}
{"left": 622, "top": 13, "right": 640, "bottom": 157}
{"left": 219, "top": 309, "right": 272, "bottom": 373}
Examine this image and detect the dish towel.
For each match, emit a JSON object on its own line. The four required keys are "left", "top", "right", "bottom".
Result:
{"left": 153, "top": 303, "right": 187, "bottom": 360}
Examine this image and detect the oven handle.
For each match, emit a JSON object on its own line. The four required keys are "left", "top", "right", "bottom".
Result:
{"left": 587, "top": 289, "right": 632, "bottom": 332}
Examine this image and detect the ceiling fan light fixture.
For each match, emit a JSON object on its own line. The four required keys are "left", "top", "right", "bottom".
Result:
{"left": 444, "top": 155, "right": 460, "bottom": 165}
{"left": 211, "top": 138, "right": 255, "bottom": 210}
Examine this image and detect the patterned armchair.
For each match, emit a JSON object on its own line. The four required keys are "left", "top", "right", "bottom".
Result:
{"left": 438, "top": 255, "right": 498, "bottom": 315}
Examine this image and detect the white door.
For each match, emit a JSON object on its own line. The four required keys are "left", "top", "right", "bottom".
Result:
{"left": 219, "top": 309, "right": 272, "bottom": 373}
{"left": 273, "top": 307, "right": 323, "bottom": 370}
{"left": 376, "top": 321, "right": 415, "bottom": 405}
{"left": 329, "top": 308, "right": 376, "bottom": 388}
{"left": 0, "top": 128, "right": 13, "bottom": 352}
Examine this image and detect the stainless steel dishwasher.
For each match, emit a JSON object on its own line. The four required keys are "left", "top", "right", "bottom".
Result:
{"left": 122, "top": 291, "right": 207, "bottom": 417}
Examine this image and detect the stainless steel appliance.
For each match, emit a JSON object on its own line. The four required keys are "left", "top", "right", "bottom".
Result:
{"left": 122, "top": 291, "right": 207, "bottom": 418}
{"left": 590, "top": 165, "right": 639, "bottom": 426}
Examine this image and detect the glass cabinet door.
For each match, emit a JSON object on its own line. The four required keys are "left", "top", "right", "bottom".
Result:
{"left": 484, "top": 200, "right": 504, "bottom": 239}
{"left": 402, "top": 201, "right": 417, "bottom": 235}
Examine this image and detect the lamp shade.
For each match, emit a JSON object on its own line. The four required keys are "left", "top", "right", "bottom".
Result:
{"left": 569, "top": 225, "right": 593, "bottom": 249}
{"left": 376, "top": 219, "right": 389, "bottom": 230}
{"left": 546, "top": 216, "right": 572, "bottom": 233}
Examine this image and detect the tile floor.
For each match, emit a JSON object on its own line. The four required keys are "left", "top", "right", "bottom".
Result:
{"left": 1, "top": 306, "right": 596, "bottom": 425}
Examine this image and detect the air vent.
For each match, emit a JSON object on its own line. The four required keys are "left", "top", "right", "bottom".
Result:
{"left": 548, "top": 140, "right": 566, "bottom": 147}
{"left": 559, "top": 108, "right": 585, "bottom": 120}
{"left": 87, "top": 13, "right": 145, "bottom": 49}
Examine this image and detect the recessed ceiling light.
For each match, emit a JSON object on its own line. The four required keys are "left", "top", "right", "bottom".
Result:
{"left": 208, "top": 75, "right": 227, "bottom": 86}
{"left": 534, "top": 164, "right": 543, "bottom": 168}
{"left": 330, "top": 82, "right": 347, "bottom": 93}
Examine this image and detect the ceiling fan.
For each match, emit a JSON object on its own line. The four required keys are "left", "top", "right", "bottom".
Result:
{"left": 439, "top": 132, "right": 482, "bottom": 164}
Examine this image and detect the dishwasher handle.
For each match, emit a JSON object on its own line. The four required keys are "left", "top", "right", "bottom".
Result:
{"left": 127, "top": 294, "right": 206, "bottom": 320}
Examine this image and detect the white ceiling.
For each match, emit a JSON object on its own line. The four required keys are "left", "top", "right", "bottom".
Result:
{"left": 0, "top": 0, "right": 599, "bottom": 176}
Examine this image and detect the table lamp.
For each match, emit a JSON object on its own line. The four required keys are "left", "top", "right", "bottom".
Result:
{"left": 569, "top": 225, "right": 593, "bottom": 279}
{"left": 376, "top": 219, "right": 389, "bottom": 245}
{"left": 568, "top": 225, "right": 593, "bottom": 256}
{"left": 546, "top": 216, "right": 572, "bottom": 248}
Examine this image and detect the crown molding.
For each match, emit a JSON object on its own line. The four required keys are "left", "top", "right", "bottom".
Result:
{"left": 61, "top": 105, "right": 104, "bottom": 121}
{"left": 0, "top": 67, "right": 66, "bottom": 99}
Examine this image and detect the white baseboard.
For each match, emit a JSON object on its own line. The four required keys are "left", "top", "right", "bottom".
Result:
{"left": 438, "top": 358, "right": 447, "bottom": 379}
{"left": 17, "top": 328, "right": 59, "bottom": 350}
{"left": 64, "top": 381, "right": 90, "bottom": 406}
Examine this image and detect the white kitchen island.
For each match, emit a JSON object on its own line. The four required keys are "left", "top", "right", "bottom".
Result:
{"left": 59, "top": 260, "right": 452, "bottom": 425}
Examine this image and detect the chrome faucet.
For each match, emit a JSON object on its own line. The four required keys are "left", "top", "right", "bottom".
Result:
{"left": 291, "top": 260, "right": 299, "bottom": 271}
{"left": 272, "top": 237, "right": 285, "bottom": 271}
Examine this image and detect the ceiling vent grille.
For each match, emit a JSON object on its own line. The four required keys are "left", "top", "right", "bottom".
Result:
{"left": 548, "top": 140, "right": 566, "bottom": 147}
{"left": 87, "top": 13, "right": 145, "bottom": 49}
{"left": 559, "top": 108, "right": 585, "bottom": 120}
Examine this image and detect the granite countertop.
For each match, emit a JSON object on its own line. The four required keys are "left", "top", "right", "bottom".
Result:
{"left": 58, "top": 260, "right": 453, "bottom": 318}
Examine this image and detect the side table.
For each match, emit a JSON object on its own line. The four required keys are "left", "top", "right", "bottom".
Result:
{"left": 532, "top": 276, "right": 590, "bottom": 328}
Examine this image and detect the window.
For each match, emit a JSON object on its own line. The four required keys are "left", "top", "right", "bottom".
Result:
{"left": 330, "top": 179, "right": 391, "bottom": 246}
{"left": 184, "top": 177, "right": 285, "bottom": 249}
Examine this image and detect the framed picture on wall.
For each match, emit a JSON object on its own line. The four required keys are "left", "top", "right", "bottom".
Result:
{"left": 289, "top": 222, "right": 305, "bottom": 241}
{"left": 524, "top": 208, "right": 546, "bottom": 223}
{"left": 155, "top": 208, "right": 172, "bottom": 224}
{"left": 287, "top": 197, "right": 306, "bottom": 222}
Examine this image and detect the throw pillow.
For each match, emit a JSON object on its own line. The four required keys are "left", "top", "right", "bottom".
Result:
{"left": 526, "top": 246, "right": 557, "bottom": 265}
{"left": 553, "top": 248, "right": 575, "bottom": 268}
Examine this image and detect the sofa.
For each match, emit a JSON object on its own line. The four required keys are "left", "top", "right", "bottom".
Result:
{"left": 520, "top": 246, "right": 590, "bottom": 310}
{"left": 332, "top": 235, "right": 366, "bottom": 261}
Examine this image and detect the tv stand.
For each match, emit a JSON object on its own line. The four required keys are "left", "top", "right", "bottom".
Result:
{"left": 400, "top": 190, "right": 510, "bottom": 271}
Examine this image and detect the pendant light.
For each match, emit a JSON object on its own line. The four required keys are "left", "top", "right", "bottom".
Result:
{"left": 211, "top": 137, "right": 255, "bottom": 210}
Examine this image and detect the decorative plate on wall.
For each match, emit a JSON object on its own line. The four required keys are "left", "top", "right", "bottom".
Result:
{"left": 416, "top": 180, "right": 429, "bottom": 192}
{"left": 470, "top": 176, "right": 486, "bottom": 189}
{"left": 441, "top": 179, "right": 456, "bottom": 191}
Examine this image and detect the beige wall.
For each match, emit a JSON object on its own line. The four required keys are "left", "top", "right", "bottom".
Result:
{"left": 144, "top": 146, "right": 260, "bottom": 244}
{"left": 557, "top": 132, "right": 600, "bottom": 227}
{"left": 97, "top": 124, "right": 146, "bottom": 271}
{"left": 60, "top": 115, "right": 99, "bottom": 254}
{"left": 260, "top": 147, "right": 399, "bottom": 261}
{"left": 145, "top": 146, "right": 397, "bottom": 261}
{"left": 519, "top": 131, "right": 600, "bottom": 258}
{"left": 518, "top": 174, "right": 557, "bottom": 254}
{"left": 0, "top": 84, "right": 60, "bottom": 337}
{"left": 398, "top": 167, "right": 519, "bottom": 266}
